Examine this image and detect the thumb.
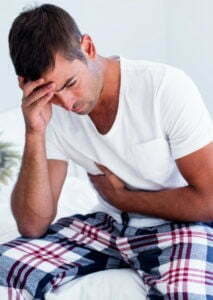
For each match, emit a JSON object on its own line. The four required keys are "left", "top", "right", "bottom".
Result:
{"left": 96, "top": 164, "right": 113, "bottom": 176}
{"left": 107, "top": 174, "right": 124, "bottom": 189}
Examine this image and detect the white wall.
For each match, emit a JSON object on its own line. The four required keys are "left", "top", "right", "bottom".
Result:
{"left": 166, "top": 0, "right": 213, "bottom": 115}
{"left": 1, "top": 0, "right": 213, "bottom": 115}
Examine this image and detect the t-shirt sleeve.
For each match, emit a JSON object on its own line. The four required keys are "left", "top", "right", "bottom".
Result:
{"left": 45, "top": 122, "right": 69, "bottom": 162}
{"left": 159, "top": 68, "right": 213, "bottom": 160}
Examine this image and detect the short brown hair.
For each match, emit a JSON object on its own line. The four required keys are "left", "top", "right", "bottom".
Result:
{"left": 9, "top": 4, "right": 85, "bottom": 81}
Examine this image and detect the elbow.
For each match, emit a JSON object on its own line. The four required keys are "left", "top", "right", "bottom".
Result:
{"left": 200, "top": 194, "right": 213, "bottom": 221}
{"left": 17, "top": 223, "right": 49, "bottom": 239}
{"left": 12, "top": 207, "right": 55, "bottom": 239}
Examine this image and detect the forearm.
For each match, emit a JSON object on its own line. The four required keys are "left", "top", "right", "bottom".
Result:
{"left": 11, "top": 133, "right": 55, "bottom": 237}
{"left": 121, "top": 185, "right": 213, "bottom": 222}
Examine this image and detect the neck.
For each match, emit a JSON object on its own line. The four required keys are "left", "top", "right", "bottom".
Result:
{"left": 89, "top": 55, "right": 120, "bottom": 120}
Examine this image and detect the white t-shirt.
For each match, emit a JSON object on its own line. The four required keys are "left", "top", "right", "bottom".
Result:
{"left": 46, "top": 57, "right": 213, "bottom": 227}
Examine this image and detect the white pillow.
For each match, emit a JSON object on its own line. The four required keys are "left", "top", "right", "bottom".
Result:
{"left": 0, "top": 269, "right": 147, "bottom": 300}
{"left": 0, "top": 107, "right": 24, "bottom": 201}
{"left": 46, "top": 268, "right": 147, "bottom": 300}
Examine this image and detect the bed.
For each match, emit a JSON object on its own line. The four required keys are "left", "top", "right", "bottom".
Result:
{"left": 0, "top": 107, "right": 147, "bottom": 299}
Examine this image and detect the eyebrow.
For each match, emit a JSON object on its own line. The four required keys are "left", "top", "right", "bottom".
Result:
{"left": 55, "top": 76, "right": 75, "bottom": 93}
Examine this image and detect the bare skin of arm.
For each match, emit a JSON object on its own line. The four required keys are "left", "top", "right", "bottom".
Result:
{"left": 11, "top": 77, "right": 67, "bottom": 238}
{"left": 89, "top": 142, "right": 213, "bottom": 222}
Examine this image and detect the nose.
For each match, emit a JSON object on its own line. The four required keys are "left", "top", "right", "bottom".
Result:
{"left": 54, "top": 90, "right": 76, "bottom": 110}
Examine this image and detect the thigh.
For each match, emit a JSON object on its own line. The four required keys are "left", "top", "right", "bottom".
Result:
{"left": 125, "top": 222, "right": 213, "bottom": 299}
{"left": 0, "top": 212, "right": 127, "bottom": 299}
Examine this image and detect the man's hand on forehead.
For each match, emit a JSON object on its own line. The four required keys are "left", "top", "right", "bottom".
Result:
{"left": 18, "top": 75, "right": 56, "bottom": 134}
{"left": 18, "top": 76, "right": 56, "bottom": 109}
{"left": 18, "top": 76, "right": 55, "bottom": 93}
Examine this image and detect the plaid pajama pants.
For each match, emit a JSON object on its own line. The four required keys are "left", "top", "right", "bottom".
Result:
{"left": 0, "top": 211, "right": 212, "bottom": 299}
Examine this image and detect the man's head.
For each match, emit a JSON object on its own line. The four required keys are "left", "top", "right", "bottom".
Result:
{"left": 9, "top": 4, "right": 104, "bottom": 114}
{"left": 9, "top": 4, "right": 85, "bottom": 81}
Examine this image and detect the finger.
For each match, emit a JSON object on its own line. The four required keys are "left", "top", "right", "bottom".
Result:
{"left": 32, "top": 82, "right": 55, "bottom": 102}
{"left": 95, "top": 167, "right": 124, "bottom": 189}
{"left": 95, "top": 166, "right": 124, "bottom": 188}
{"left": 23, "top": 78, "right": 45, "bottom": 97}
{"left": 107, "top": 174, "right": 124, "bottom": 189}
{"left": 28, "top": 91, "right": 54, "bottom": 109}
{"left": 88, "top": 174, "right": 99, "bottom": 182}
{"left": 96, "top": 164, "right": 112, "bottom": 176}
{"left": 36, "top": 91, "right": 54, "bottom": 107}
{"left": 88, "top": 173, "right": 105, "bottom": 180}
{"left": 18, "top": 76, "right": 25, "bottom": 89}
{"left": 23, "top": 82, "right": 55, "bottom": 107}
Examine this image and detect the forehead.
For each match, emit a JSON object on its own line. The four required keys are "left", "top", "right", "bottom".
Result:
{"left": 42, "top": 53, "right": 86, "bottom": 85}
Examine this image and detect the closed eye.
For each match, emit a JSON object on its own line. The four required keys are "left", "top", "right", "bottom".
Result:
{"left": 66, "top": 80, "right": 77, "bottom": 88}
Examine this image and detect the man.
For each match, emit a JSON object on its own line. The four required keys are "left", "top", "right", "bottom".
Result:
{"left": 0, "top": 3, "right": 212, "bottom": 299}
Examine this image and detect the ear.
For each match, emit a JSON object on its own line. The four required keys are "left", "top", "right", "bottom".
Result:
{"left": 80, "top": 34, "right": 96, "bottom": 59}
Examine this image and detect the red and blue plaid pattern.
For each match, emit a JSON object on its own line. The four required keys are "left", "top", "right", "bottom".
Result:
{"left": 0, "top": 212, "right": 212, "bottom": 299}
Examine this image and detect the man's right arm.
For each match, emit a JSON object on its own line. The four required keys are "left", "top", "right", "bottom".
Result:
{"left": 11, "top": 132, "right": 68, "bottom": 238}
{"left": 11, "top": 76, "right": 67, "bottom": 238}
